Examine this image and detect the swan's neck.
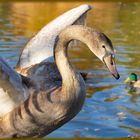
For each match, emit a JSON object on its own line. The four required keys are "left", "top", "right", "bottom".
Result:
{"left": 54, "top": 26, "right": 94, "bottom": 101}
{"left": 55, "top": 40, "right": 85, "bottom": 101}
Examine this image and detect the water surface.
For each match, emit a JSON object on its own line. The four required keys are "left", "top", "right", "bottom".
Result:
{"left": 0, "top": 1, "right": 140, "bottom": 138}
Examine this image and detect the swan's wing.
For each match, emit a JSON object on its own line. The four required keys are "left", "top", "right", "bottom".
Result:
{"left": 16, "top": 4, "right": 92, "bottom": 71}
{"left": 0, "top": 57, "right": 28, "bottom": 116}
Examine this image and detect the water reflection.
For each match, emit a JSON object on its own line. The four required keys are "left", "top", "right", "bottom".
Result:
{"left": 0, "top": 1, "right": 140, "bottom": 138}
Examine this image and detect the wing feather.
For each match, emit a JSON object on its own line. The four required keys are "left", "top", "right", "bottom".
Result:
{"left": 0, "top": 57, "right": 28, "bottom": 116}
{"left": 16, "top": 5, "right": 92, "bottom": 71}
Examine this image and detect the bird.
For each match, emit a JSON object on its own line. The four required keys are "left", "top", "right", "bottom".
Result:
{"left": 0, "top": 5, "right": 120, "bottom": 138}
{"left": 0, "top": 4, "right": 92, "bottom": 117}
{"left": 124, "top": 73, "right": 139, "bottom": 87}
{"left": 124, "top": 73, "right": 140, "bottom": 95}
{"left": 0, "top": 25, "right": 119, "bottom": 138}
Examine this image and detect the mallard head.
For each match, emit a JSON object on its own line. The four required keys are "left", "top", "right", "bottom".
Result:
{"left": 124, "top": 73, "right": 137, "bottom": 83}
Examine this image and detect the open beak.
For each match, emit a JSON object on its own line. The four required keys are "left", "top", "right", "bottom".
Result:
{"left": 124, "top": 77, "right": 130, "bottom": 83}
{"left": 103, "top": 54, "right": 120, "bottom": 80}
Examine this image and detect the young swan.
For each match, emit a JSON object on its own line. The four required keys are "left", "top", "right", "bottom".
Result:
{"left": 0, "top": 25, "right": 119, "bottom": 138}
{"left": 0, "top": 4, "right": 92, "bottom": 118}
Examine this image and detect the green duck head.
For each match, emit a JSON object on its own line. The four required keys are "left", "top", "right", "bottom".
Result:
{"left": 124, "top": 73, "right": 137, "bottom": 83}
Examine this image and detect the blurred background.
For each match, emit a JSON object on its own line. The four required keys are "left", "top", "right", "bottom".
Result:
{"left": 0, "top": 1, "right": 140, "bottom": 139}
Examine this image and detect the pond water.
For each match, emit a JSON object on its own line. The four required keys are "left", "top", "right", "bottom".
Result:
{"left": 0, "top": 1, "right": 140, "bottom": 138}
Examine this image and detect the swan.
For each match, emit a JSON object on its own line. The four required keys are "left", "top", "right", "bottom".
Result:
{"left": 0, "top": 4, "right": 91, "bottom": 117}
{"left": 0, "top": 25, "right": 119, "bottom": 138}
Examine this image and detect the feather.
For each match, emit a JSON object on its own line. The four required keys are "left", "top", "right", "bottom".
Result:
{"left": 0, "top": 57, "right": 28, "bottom": 116}
{"left": 16, "top": 5, "right": 92, "bottom": 70}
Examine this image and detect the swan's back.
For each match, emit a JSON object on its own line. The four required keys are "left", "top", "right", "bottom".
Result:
{"left": 25, "top": 62, "right": 62, "bottom": 90}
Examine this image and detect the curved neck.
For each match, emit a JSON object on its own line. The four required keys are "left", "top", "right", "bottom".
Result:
{"left": 54, "top": 26, "right": 95, "bottom": 100}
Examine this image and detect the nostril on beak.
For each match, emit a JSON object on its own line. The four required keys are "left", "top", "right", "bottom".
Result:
{"left": 110, "top": 58, "right": 113, "bottom": 65}
{"left": 110, "top": 54, "right": 115, "bottom": 65}
{"left": 110, "top": 61, "right": 113, "bottom": 65}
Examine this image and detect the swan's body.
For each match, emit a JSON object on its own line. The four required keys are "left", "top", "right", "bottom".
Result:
{"left": 0, "top": 4, "right": 91, "bottom": 117}
{"left": 0, "top": 5, "right": 119, "bottom": 137}
{"left": 0, "top": 25, "right": 119, "bottom": 138}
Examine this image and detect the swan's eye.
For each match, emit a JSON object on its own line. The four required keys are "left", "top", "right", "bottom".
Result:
{"left": 102, "top": 45, "right": 105, "bottom": 48}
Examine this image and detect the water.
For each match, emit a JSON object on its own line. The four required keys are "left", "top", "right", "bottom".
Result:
{"left": 0, "top": 1, "right": 140, "bottom": 138}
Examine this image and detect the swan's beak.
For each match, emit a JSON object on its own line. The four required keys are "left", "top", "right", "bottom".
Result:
{"left": 103, "top": 54, "right": 120, "bottom": 80}
{"left": 124, "top": 77, "right": 130, "bottom": 83}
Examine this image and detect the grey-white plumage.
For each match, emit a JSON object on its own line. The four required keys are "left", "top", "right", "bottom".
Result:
{"left": 0, "top": 5, "right": 120, "bottom": 138}
{"left": 0, "top": 25, "right": 119, "bottom": 138}
{"left": 0, "top": 4, "right": 92, "bottom": 117}
{"left": 0, "top": 57, "right": 28, "bottom": 116}
{"left": 16, "top": 4, "right": 92, "bottom": 71}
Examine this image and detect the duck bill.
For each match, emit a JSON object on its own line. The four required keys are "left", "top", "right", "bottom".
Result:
{"left": 124, "top": 77, "right": 130, "bottom": 83}
{"left": 103, "top": 55, "right": 120, "bottom": 80}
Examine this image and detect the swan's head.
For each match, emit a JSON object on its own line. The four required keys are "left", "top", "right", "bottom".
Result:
{"left": 55, "top": 26, "right": 119, "bottom": 79}
{"left": 89, "top": 30, "right": 120, "bottom": 79}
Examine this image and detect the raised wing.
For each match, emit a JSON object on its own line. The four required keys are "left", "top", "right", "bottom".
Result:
{"left": 0, "top": 57, "right": 28, "bottom": 116}
{"left": 16, "top": 4, "right": 92, "bottom": 72}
